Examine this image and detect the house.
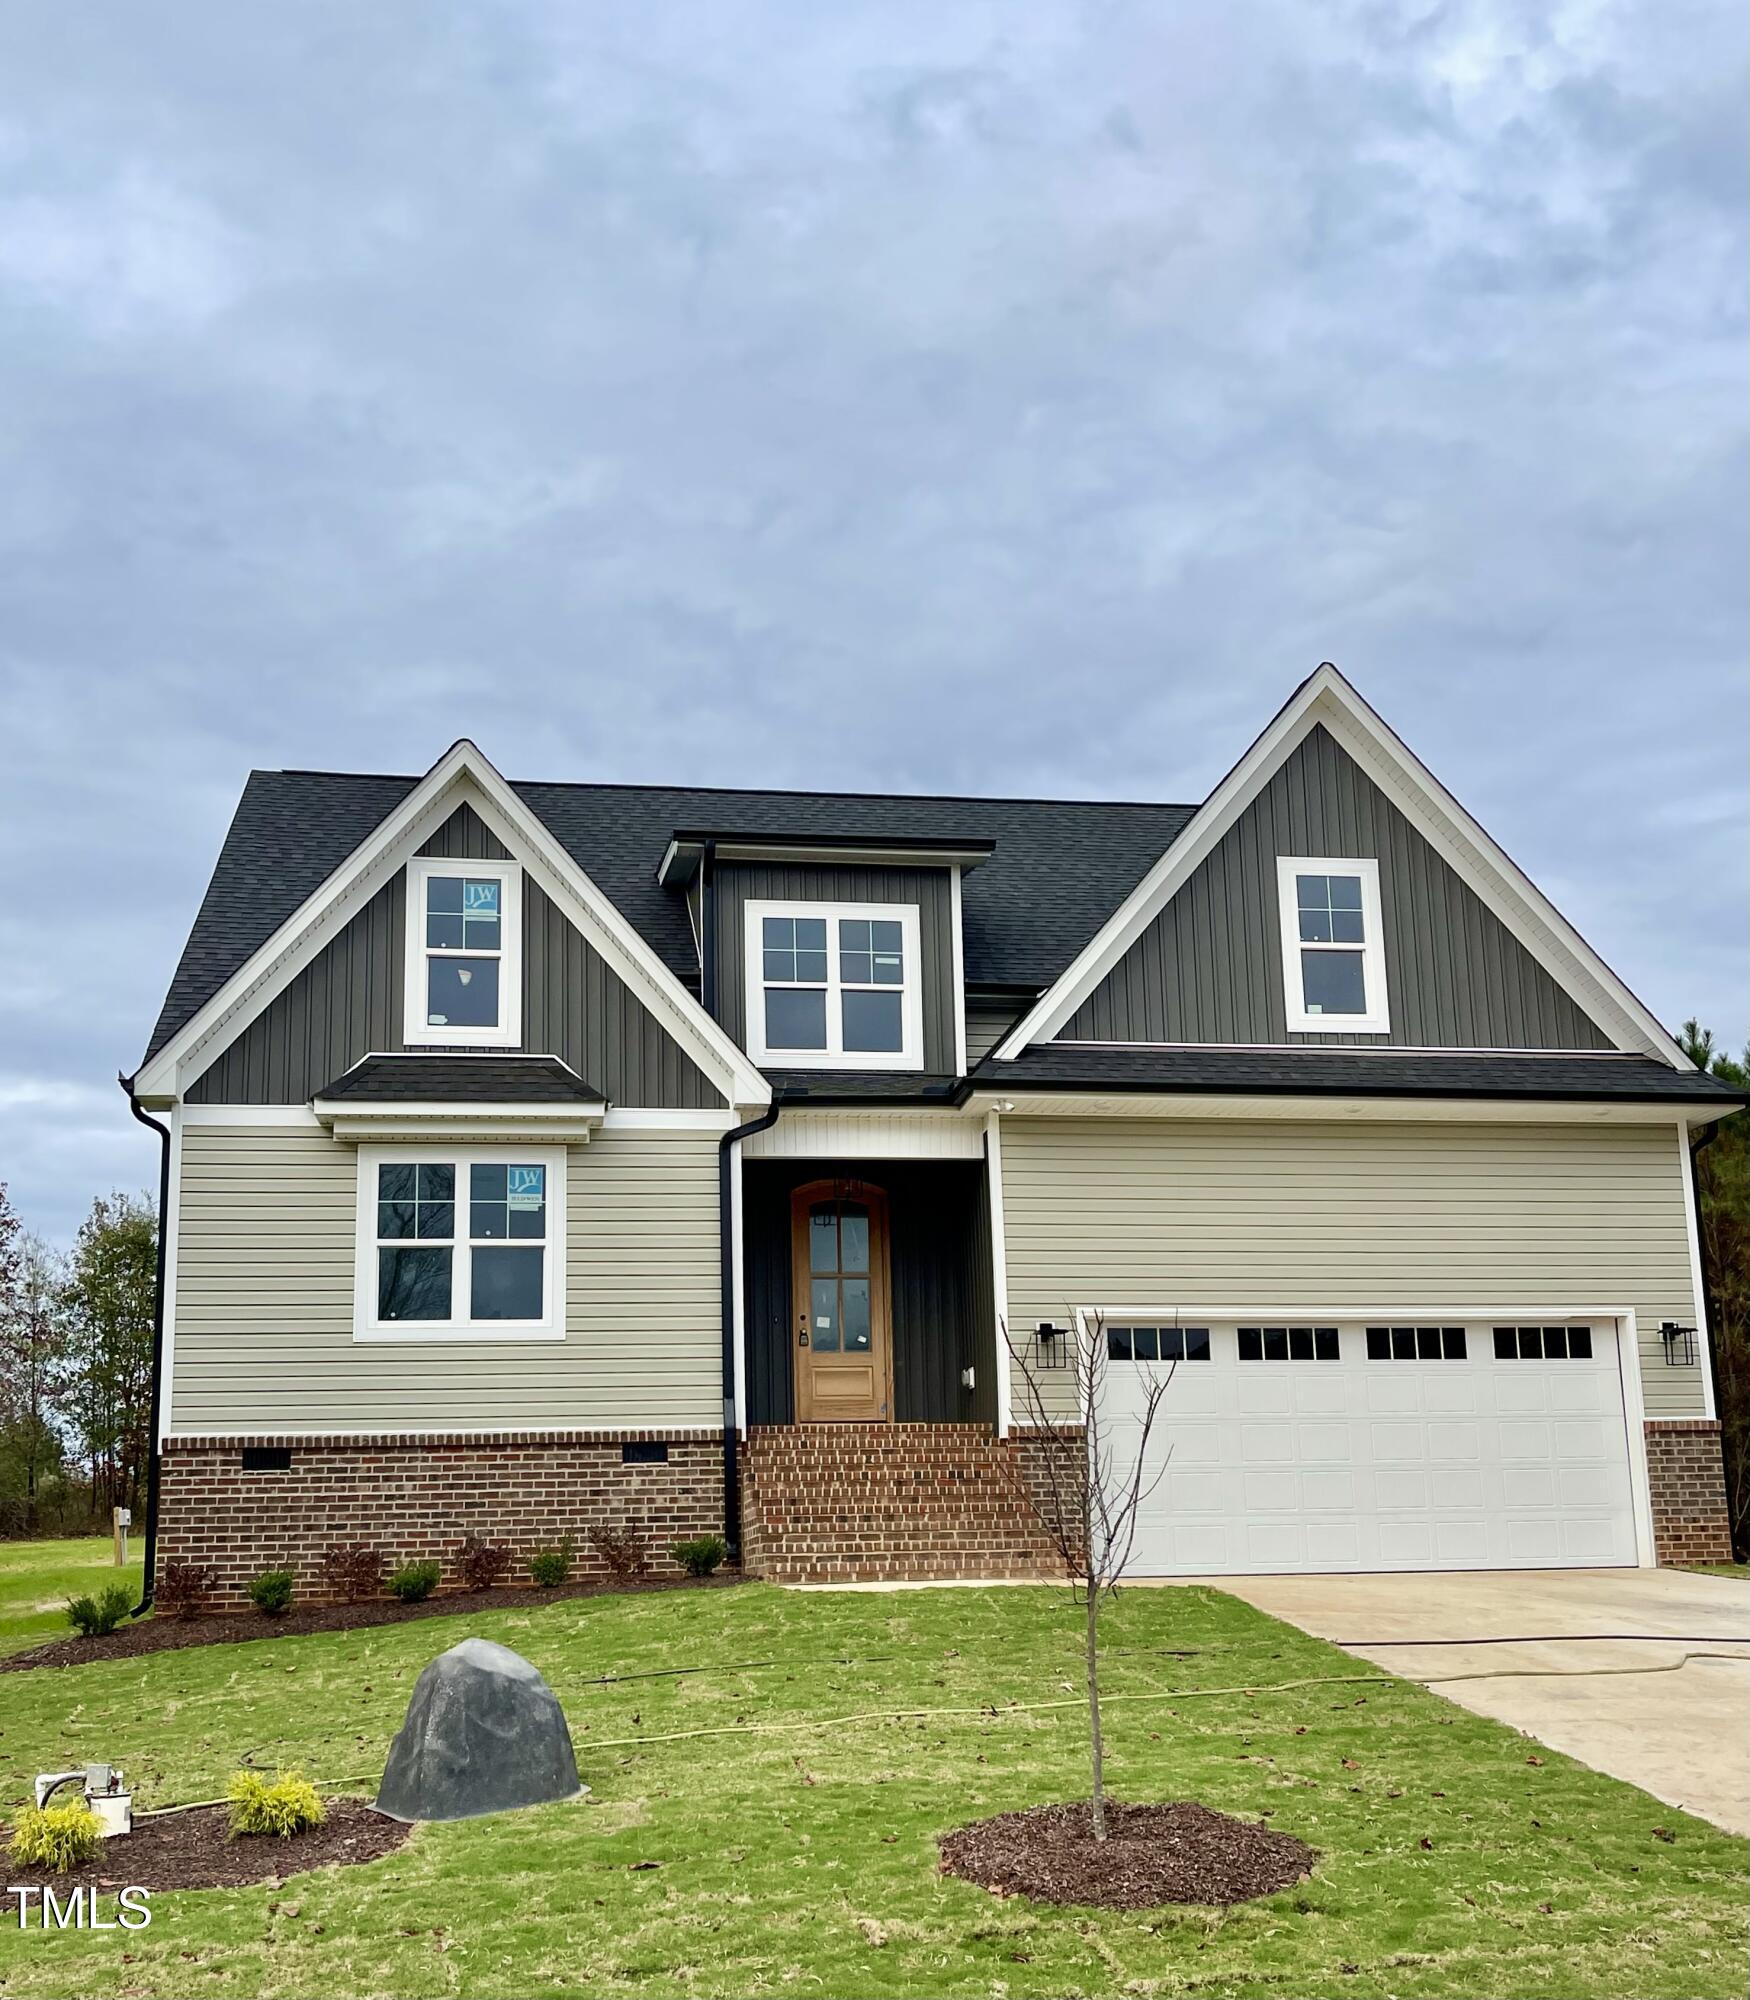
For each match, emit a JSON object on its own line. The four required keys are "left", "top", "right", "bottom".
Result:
{"left": 126, "top": 666, "right": 1739, "bottom": 1602}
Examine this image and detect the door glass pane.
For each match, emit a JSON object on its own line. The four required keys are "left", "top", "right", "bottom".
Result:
{"left": 1300, "top": 949, "right": 1366, "bottom": 1016}
{"left": 842, "top": 989, "right": 903, "bottom": 1052}
{"left": 471, "top": 1245, "right": 543, "bottom": 1320}
{"left": 809, "top": 1206, "right": 838, "bottom": 1273}
{"left": 842, "top": 1279, "right": 871, "bottom": 1350}
{"left": 379, "top": 1245, "right": 451, "bottom": 1321}
{"left": 766, "top": 986, "right": 827, "bottom": 1049}
{"left": 428, "top": 956, "right": 500, "bottom": 1027}
{"left": 809, "top": 1277, "right": 840, "bottom": 1351}
{"left": 837, "top": 1205, "right": 869, "bottom": 1273}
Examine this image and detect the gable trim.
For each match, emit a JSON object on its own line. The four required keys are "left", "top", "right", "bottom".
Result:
{"left": 993, "top": 667, "right": 1688, "bottom": 1068}
{"left": 136, "top": 740, "right": 770, "bottom": 1108}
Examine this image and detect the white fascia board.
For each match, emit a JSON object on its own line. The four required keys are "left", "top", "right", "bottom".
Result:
{"left": 138, "top": 739, "right": 771, "bottom": 1108}
{"left": 960, "top": 1088, "right": 1707, "bottom": 1125}
{"left": 993, "top": 666, "right": 1688, "bottom": 1069}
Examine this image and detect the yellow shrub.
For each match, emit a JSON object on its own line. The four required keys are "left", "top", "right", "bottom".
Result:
{"left": 227, "top": 1769, "right": 327, "bottom": 1839}
{"left": 8, "top": 1802, "right": 103, "bottom": 1873}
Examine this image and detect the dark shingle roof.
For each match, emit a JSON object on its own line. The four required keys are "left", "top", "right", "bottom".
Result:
{"left": 314, "top": 1055, "right": 604, "bottom": 1104}
{"left": 972, "top": 1044, "right": 1742, "bottom": 1104}
{"left": 144, "top": 771, "right": 1194, "bottom": 1062}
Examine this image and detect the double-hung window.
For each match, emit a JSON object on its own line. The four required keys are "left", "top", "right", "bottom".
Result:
{"left": 403, "top": 857, "right": 522, "bottom": 1047}
{"left": 745, "top": 900, "right": 923, "bottom": 1069}
{"left": 1275, "top": 856, "right": 1389, "bottom": 1033}
{"left": 355, "top": 1146, "right": 564, "bottom": 1340}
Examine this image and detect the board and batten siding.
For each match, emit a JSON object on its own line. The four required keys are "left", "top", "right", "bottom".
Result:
{"left": 1063, "top": 723, "right": 1613, "bottom": 1049}
{"left": 999, "top": 1117, "right": 1706, "bottom": 1422}
{"left": 169, "top": 1123, "right": 722, "bottom": 1433}
{"left": 186, "top": 805, "right": 723, "bottom": 1108}
{"left": 712, "top": 860, "right": 959, "bottom": 1074}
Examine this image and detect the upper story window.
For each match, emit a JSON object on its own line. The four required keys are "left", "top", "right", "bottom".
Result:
{"left": 1275, "top": 856, "right": 1389, "bottom": 1034}
{"left": 744, "top": 899, "right": 923, "bottom": 1070}
{"left": 354, "top": 1146, "right": 564, "bottom": 1341}
{"left": 403, "top": 857, "right": 522, "bottom": 1048}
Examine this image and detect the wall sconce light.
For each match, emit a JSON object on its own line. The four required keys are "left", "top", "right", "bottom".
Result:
{"left": 1658, "top": 1321, "right": 1698, "bottom": 1366}
{"left": 1033, "top": 1321, "right": 1068, "bottom": 1370}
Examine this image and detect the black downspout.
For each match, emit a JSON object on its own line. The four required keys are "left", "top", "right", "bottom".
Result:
{"left": 118, "top": 1071, "right": 170, "bottom": 1617}
{"left": 720, "top": 1102, "right": 779, "bottom": 1562}
{"left": 1688, "top": 1121, "right": 1725, "bottom": 1425}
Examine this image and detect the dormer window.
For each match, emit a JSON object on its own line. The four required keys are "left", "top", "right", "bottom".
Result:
{"left": 1276, "top": 857, "right": 1389, "bottom": 1033}
{"left": 403, "top": 857, "right": 522, "bottom": 1047}
{"left": 745, "top": 900, "right": 922, "bottom": 1070}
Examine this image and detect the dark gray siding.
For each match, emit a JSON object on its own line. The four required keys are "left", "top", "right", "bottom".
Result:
{"left": 188, "top": 807, "right": 723, "bottom": 1106}
{"left": 743, "top": 1160, "right": 993, "bottom": 1424}
{"left": 417, "top": 801, "right": 511, "bottom": 861}
{"left": 713, "top": 861, "right": 958, "bottom": 1074}
{"left": 1064, "top": 724, "right": 1613, "bottom": 1049}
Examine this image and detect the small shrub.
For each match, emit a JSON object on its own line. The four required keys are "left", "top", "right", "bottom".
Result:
{"left": 527, "top": 1536, "right": 575, "bottom": 1589}
{"left": 227, "top": 1769, "right": 327, "bottom": 1840}
{"left": 65, "top": 1582, "right": 134, "bottom": 1638}
{"left": 247, "top": 1567, "right": 295, "bottom": 1617}
{"left": 7, "top": 1802, "right": 103, "bottom": 1874}
{"left": 319, "top": 1542, "right": 384, "bottom": 1603}
{"left": 387, "top": 1558, "right": 441, "bottom": 1603}
{"left": 155, "top": 1561, "right": 217, "bottom": 1621}
{"left": 586, "top": 1522, "right": 649, "bottom": 1581}
{"left": 457, "top": 1534, "right": 511, "bottom": 1592}
{"left": 670, "top": 1534, "right": 728, "bottom": 1578}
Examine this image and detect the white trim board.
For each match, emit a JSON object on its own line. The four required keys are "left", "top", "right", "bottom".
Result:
{"left": 137, "top": 740, "right": 770, "bottom": 1109}
{"left": 961, "top": 1089, "right": 1711, "bottom": 1126}
{"left": 1677, "top": 1122, "right": 1719, "bottom": 1420}
{"left": 993, "top": 666, "right": 1690, "bottom": 1069}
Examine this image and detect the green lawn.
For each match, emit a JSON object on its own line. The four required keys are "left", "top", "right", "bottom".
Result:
{"left": 0, "top": 1581, "right": 1743, "bottom": 1999}
{"left": 0, "top": 1535, "right": 143, "bottom": 1655}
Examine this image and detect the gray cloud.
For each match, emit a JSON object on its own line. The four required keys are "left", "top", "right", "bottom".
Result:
{"left": 1, "top": 0, "right": 1744, "bottom": 1239}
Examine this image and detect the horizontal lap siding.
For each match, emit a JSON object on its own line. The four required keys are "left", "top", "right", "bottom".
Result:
{"left": 172, "top": 1124, "right": 721, "bottom": 1433}
{"left": 1000, "top": 1117, "right": 1704, "bottom": 1420}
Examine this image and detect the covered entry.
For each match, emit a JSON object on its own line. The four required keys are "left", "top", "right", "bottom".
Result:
{"left": 1097, "top": 1315, "right": 1645, "bottom": 1575}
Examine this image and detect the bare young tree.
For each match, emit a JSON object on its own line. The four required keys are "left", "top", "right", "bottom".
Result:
{"left": 1001, "top": 1310, "right": 1173, "bottom": 1840}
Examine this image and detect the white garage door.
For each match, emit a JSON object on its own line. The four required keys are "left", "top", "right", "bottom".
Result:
{"left": 1099, "top": 1318, "right": 1640, "bottom": 1575}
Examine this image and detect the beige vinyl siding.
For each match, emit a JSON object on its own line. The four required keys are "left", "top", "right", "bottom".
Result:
{"left": 171, "top": 1122, "right": 720, "bottom": 1433}
{"left": 1001, "top": 1117, "right": 1705, "bottom": 1421}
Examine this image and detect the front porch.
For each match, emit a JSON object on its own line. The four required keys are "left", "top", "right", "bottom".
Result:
{"left": 736, "top": 1155, "right": 1057, "bottom": 1580}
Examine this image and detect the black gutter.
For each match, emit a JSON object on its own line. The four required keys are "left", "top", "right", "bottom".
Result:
{"left": 118, "top": 1071, "right": 170, "bottom": 1617}
{"left": 953, "top": 1071, "right": 1744, "bottom": 1107}
{"left": 719, "top": 1101, "right": 778, "bottom": 1561}
{"left": 1688, "top": 1120, "right": 1726, "bottom": 1428}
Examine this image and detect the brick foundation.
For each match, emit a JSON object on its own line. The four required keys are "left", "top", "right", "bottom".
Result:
{"left": 1643, "top": 1420, "right": 1733, "bottom": 1566}
{"left": 157, "top": 1432, "right": 727, "bottom": 1607}
{"left": 739, "top": 1422, "right": 1076, "bottom": 1582}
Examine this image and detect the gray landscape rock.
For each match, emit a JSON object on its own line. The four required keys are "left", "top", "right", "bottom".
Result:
{"left": 376, "top": 1637, "right": 584, "bottom": 1822}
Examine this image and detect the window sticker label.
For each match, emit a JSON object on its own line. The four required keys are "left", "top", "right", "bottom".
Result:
{"left": 507, "top": 1165, "right": 545, "bottom": 1210}
{"left": 464, "top": 880, "right": 500, "bottom": 915}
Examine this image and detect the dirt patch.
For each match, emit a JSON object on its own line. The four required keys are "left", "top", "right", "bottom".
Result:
{"left": 939, "top": 1798, "right": 1316, "bottom": 1909}
{"left": 3, "top": 1799, "right": 410, "bottom": 1894}
{"left": 1, "top": 1572, "right": 740, "bottom": 1674}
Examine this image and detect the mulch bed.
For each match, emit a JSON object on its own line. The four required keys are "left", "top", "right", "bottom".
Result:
{"left": 939, "top": 1799, "right": 1316, "bottom": 1909}
{"left": 2, "top": 1572, "right": 740, "bottom": 1674}
{"left": 3, "top": 1800, "right": 411, "bottom": 1894}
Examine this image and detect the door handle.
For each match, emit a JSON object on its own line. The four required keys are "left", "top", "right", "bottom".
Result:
{"left": 797, "top": 1330, "right": 809, "bottom": 1348}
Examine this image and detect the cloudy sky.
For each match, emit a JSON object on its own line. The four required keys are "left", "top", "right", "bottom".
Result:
{"left": 1, "top": 1, "right": 1744, "bottom": 1241}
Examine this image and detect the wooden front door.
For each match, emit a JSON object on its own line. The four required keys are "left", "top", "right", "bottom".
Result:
{"left": 791, "top": 1178, "right": 892, "bottom": 1422}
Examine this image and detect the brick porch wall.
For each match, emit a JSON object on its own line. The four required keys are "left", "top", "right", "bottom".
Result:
{"left": 156, "top": 1432, "right": 727, "bottom": 1607}
{"left": 1643, "top": 1420, "right": 1733, "bottom": 1566}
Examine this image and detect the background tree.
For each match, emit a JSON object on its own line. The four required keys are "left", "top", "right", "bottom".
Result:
{"left": 1679, "top": 1020, "right": 1749, "bottom": 1558}
{"left": 59, "top": 1192, "right": 157, "bottom": 1520}
{"left": 0, "top": 1230, "right": 71, "bottom": 1534}
{"left": 1002, "top": 1311, "right": 1172, "bottom": 1840}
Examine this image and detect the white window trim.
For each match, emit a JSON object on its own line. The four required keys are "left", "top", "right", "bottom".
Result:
{"left": 744, "top": 899, "right": 924, "bottom": 1070}
{"left": 402, "top": 856, "right": 523, "bottom": 1049}
{"left": 1275, "top": 855, "right": 1390, "bottom": 1035}
{"left": 353, "top": 1143, "right": 565, "bottom": 1342}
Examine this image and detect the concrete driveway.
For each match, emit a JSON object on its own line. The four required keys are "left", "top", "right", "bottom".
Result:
{"left": 1209, "top": 1568, "right": 1750, "bottom": 1835}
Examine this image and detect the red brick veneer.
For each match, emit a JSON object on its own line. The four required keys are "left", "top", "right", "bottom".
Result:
{"left": 156, "top": 1432, "right": 726, "bottom": 1606}
{"left": 1643, "top": 1420, "right": 1733, "bottom": 1566}
{"left": 739, "top": 1422, "right": 1076, "bottom": 1582}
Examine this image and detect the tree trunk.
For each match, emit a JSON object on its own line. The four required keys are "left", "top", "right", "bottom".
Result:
{"left": 1085, "top": 1582, "right": 1107, "bottom": 1841}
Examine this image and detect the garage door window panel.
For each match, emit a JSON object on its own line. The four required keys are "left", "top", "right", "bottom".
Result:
{"left": 1365, "top": 1326, "right": 1467, "bottom": 1360}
